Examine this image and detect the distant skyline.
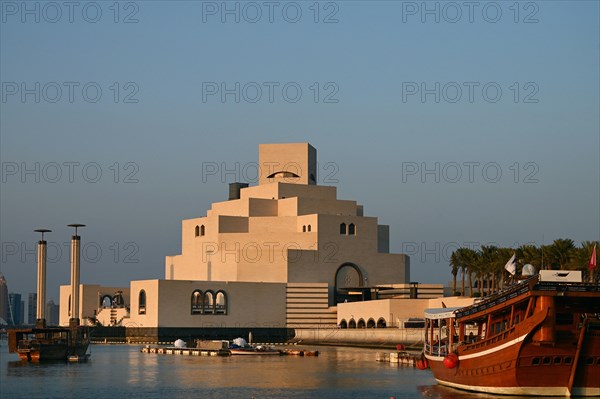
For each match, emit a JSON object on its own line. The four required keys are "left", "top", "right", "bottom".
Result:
{"left": 1, "top": 1, "right": 599, "bottom": 301}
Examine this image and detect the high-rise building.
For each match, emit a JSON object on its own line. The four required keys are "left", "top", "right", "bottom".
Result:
{"left": 46, "top": 300, "right": 60, "bottom": 326}
{"left": 0, "top": 274, "right": 8, "bottom": 325}
{"left": 28, "top": 292, "right": 37, "bottom": 324}
{"left": 8, "top": 293, "right": 22, "bottom": 325}
{"left": 20, "top": 300, "right": 25, "bottom": 325}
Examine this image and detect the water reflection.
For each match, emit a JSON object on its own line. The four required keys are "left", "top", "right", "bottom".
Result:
{"left": 418, "top": 384, "right": 571, "bottom": 399}
{"left": 3, "top": 344, "right": 570, "bottom": 399}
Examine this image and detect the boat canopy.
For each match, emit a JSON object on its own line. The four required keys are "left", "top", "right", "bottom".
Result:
{"left": 424, "top": 307, "right": 462, "bottom": 320}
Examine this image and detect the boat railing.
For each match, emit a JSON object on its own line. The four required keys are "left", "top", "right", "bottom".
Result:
{"left": 461, "top": 324, "right": 516, "bottom": 352}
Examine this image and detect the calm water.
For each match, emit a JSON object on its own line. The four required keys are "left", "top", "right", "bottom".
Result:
{"left": 0, "top": 344, "right": 539, "bottom": 399}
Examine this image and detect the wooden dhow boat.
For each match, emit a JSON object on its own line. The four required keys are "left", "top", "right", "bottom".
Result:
{"left": 421, "top": 270, "right": 600, "bottom": 396}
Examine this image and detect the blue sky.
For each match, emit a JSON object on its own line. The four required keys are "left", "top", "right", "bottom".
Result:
{"left": 1, "top": 0, "right": 599, "bottom": 302}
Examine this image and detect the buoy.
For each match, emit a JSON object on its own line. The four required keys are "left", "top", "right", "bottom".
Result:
{"left": 416, "top": 357, "right": 429, "bottom": 370}
{"left": 396, "top": 344, "right": 405, "bottom": 351}
{"left": 443, "top": 353, "right": 459, "bottom": 369}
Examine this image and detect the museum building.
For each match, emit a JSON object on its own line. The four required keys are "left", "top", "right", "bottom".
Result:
{"left": 60, "top": 143, "right": 412, "bottom": 341}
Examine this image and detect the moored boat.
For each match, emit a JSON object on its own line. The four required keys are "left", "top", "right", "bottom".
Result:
{"left": 8, "top": 325, "right": 90, "bottom": 362}
{"left": 421, "top": 270, "right": 600, "bottom": 396}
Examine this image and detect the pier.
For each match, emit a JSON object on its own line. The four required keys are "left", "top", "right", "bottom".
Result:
{"left": 376, "top": 351, "right": 421, "bottom": 366}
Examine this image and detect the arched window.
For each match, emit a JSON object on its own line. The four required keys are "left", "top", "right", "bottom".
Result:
{"left": 200, "top": 225, "right": 205, "bottom": 236}
{"left": 100, "top": 295, "right": 112, "bottom": 308}
{"left": 348, "top": 223, "right": 356, "bottom": 235}
{"left": 349, "top": 319, "right": 356, "bottom": 329}
{"left": 191, "top": 290, "right": 203, "bottom": 314}
{"left": 377, "top": 318, "right": 387, "bottom": 328}
{"left": 68, "top": 294, "right": 71, "bottom": 316}
{"left": 195, "top": 225, "right": 200, "bottom": 237}
{"left": 307, "top": 225, "right": 311, "bottom": 232}
{"left": 215, "top": 291, "right": 227, "bottom": 315}
{"left": 302, "top": 225, "right": 306, "bottom": 232}
{"left": 367, "top": 318, "right": 376, "bottom": 328}
{"left": 340, "top": 223, "right": 347, "bottom": 235}
{"left": 339, "top": 319, "right": 347, "bottom": 329}
{"left": 138, "top": 290, "right": 146, "bottom": 315}
{"left": 203, "top": 291, "right": 214, "bottom": 314}
{"left": 358, "top": 319, "right": 366, "bottom": 328}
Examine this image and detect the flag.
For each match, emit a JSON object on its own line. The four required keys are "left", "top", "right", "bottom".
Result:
{"left": 504, "top": 253, "right": 516, "bottom": 275}
{"left": 589, "top": 245, "right": 597, "bottom": 271}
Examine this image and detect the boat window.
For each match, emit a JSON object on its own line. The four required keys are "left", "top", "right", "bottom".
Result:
{"left": 532, "top": 357, "right": 540, "bottom": 366}
{"left": 564, "top": 357, "right": 572, "bottom": 365}
{"left": 585, "top": 357, "right": 594, "bottom": 365}
{"left": 215, "top": 291, "right": 227, "bottom": 315}
{"left": 191, "top": 290, "right": 202, "bottom": 314}
{"left": 554, "top": 357, "right": 562, "bottom": 365}
{"left": 543, "top": 357, "right": 551, "bottom": 365}
{"left": 138, "top": 290, "right": 146, "bottom": 315}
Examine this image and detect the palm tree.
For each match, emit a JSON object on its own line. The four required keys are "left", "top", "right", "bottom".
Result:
{"left": 518, "top": 244, "right": 542, "bottom": 271}
{"left": 449, "top": 251, "right": 460, "bottom": 294}
{"left": 449, "top": 248, "right": 478, "bottom": 296}
{"left": 546, "top": 239, "right": 575, "bottom": 270}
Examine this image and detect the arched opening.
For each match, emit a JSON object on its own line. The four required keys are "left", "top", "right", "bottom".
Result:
{"left": 349, "top": 319, "right": 356, "bottom": 329}
{"left": 339, "top": 319, "right": 347, "bottom": 329}
{"left": 138, "top": 290, "right": 146, "bottom": 315}
{"left": 203, "top": 291, "right": 214, "bottom": 314}
{"left": 302, "top": 225, "right": 306, "bottom": 232}
{"left": 358, "top": 319, "right": 366, "bottom": 328}
{"left": 112, "top": 291, "right": 124, "bottom": 308}
{"left": 367, "top": 318, "right": 376, "bottom": 328}
{"left": 200, "top": 225, "right": 205, "bottom": 236}
{"left": 267, "top": 171, "right": 300, "bottom": 180}
{"left": 191, "top": 290, "right": 203, "bottom": 314}
{"left": 215, "top": 291, "right": 227, "bottom": 315}
{"left": 100, "top": 295, "right": 112, "bottom": 308}
{"left": 340, "top": 223, "right": 347, "bottom": 235}
{"left": 68, "top": 295, "right": 71, "bottom": 316}
{"left": 348, "top": 223, "right": 356, "bottom": 235}
{"left": 195, "top": 225, "right": 200, "bottom": 237}
{"left": 377, "top": 318, "right": 387, "bottom": 328}
{"left": 307, "top": 224, "right": 311, "bottom": 232}
{"left": 334, "top": 263, "right": 364, "bottom": 303}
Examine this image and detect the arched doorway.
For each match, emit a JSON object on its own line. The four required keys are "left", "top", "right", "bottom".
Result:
{"left": 334, "top": 263, "right": 363, "bottom": 303}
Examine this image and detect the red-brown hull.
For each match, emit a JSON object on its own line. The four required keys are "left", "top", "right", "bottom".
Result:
{"left": 427, "top": 335, "right": 600, "bottom": 396}
{"left": 424, "top": 274, "right": 600, "bottom": 396}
